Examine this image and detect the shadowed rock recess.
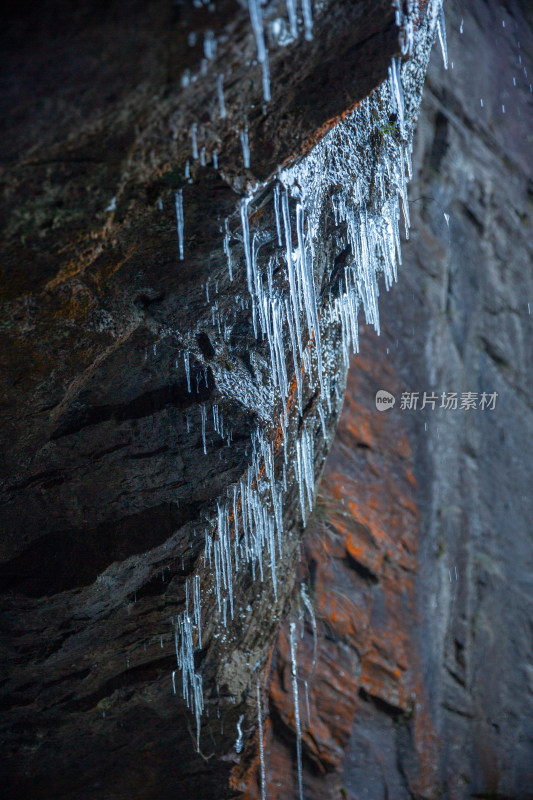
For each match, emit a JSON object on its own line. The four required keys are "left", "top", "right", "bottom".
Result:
{"left": 1, "top": 1, "right": 531, "bottom": 799}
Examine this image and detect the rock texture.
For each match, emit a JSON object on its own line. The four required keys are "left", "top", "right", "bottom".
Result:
{"left": 0, "top": 1, "right": 421, "bottom": 799}
{"left": 1, "top": 1, "right": 532, "bottom": 799}
{"left": 247, "top": 1, "right": 533, "bottom": 798}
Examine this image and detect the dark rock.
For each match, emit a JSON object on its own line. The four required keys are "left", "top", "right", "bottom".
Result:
{"left": 0, "top": 1, "right": 423, "bottom": 798}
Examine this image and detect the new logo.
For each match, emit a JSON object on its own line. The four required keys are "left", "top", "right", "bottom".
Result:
{"left": 375, "top": 390, "right": 396, "bottom": 411}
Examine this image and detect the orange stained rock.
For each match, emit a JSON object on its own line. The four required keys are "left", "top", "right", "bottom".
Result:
{"left": 269, "top": 621, "right": 359, "bottom": 775}
{"left": 342, "top": 414, "right": 375, "bottom": 449}
{"left": 314, "top": 587, "right": 370, "bottom": 643}
{"left": 406, "top": 467, "right": 417, "bottom": 487}
{"left": 229, "top": 714, "right": 271, "bottom": 800}
{"left": 241, "top": 324, "right": 439, "bottom": 799}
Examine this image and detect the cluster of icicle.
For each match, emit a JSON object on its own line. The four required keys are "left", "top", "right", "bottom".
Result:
{"left": 170, "top": 0, "right": 448, "bottom": 773}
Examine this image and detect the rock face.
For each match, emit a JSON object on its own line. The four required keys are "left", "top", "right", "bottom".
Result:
{"left": 1, "top": 2, "right": 532, "bottom": 800}
{"left": 0, "top": 1, "right": 434, "bottom": 798}
{"left": 250, "top": 1, "right": 533, "bottom": 798}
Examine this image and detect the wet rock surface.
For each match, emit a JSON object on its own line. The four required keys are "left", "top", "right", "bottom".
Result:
{"left": 1, "top": 1, "right": 532, "bottom": 799}
{"left": 0, "top": 1, "right": 407, "bottom": 798}
{"left": 248, "top": 1, "right": 533, "bottom": 798}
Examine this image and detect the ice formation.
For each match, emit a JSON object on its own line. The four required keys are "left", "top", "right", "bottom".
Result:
{"left": 168, "top": 0, "right": 446, "bottom": 770}
{"left": 217, "top": 73, "right": 226, "bottom": 119}
{"left": 190, "top": 122, "right": 198, "bottom": 161}
{"left": 174, "top": 190, "right": 184, "bottom": 261}
{"left": 235, "top": 714, "right": 245, "bottom": 754}
{"left": 289, "top": 621, "right": 303, "bottom": 800}
{"left": 286, "top": 0, "right": 298, "bottom": 40}
{"left": 240, "top": 124, "right": 250, "bottom": 169}
{"left": 257, "top": 679, "right": 267, "bottom": 800}
{"left": 248, "top": 0, "right": 271, "bottom": 102}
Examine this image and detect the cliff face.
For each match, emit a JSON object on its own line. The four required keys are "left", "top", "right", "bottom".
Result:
{"left": 1, "top": 1, "right": 532, "bottom": 799}
{"left": 254, "top": 1, "right": 533, "bottom": 798}
{"left": 0, "top": 1, "right": 434, "bottom": 798}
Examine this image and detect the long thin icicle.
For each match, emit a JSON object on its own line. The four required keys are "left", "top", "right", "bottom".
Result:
{"left": 175, "top": 190, "right": 184, "bottom": 260}
{"left": 248, "top": 0, "right": 271, "bottom": 101}
{"left": 217, "top": 73, "right": 226, "bottom": 118}
{"left": 289, "top": 622, "right": 303, "bottom": 800}
{"left": 286, "top": 0, "right": 298, "bottom": 39}
{"left": 437, "top": 2, "right": 448, "bottom": 69}
{"left": 302, "top": 0, "right": 313, "bottom": 41}
{"left": 240, "top": 124, "right": 250, "bottom": 168}
{"left": 257, "top": 679, "right": 266, "bottom": 800}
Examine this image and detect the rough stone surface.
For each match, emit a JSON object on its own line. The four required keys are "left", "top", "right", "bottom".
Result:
{"left": 246, "top": 1, "right": 533, "bottom": 798}
{"left": 0, "top": 1, "right": 406, "bottom": 798}
{"left": 1, "top": 1, "right": 532, "bottom": 799}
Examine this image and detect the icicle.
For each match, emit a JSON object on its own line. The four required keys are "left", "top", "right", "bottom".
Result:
{"left": 213, "top": 150, "right": 219, "bottom": 170}
{"left": 436, "top": 3, "right": 448, "bottom": 69}
{"left": 317, "top": 404, "right": 327, "bottom": 439}
{"left": 217, "top": 73, "right": 226, "bottom": 118}
{"left": 248, "top": 0, "right": 266, "bottom": 62}
{"left": 274, "top": 184, "right": 282, "bottom": 246}
{"left": 289, "top": 622, "right": 303, "bottom": 800}
{"left": 191, "top": 123, "right": 199, "bottom": 160}
{"left": 282, "top": 188, "right": 304, "bottom": 366}
{"left": 257, "top": 680, "right": 266, "bottom": 800}
{"left": 235, "top": 715, "right": 244, "bottom": 753}
{"left": 296, "top": 202, "right": 323, "bottom": 384}
{"left": 296, "top": 438, "right": 306, "bottom": 527}
{"left": 200, "top": 404, "right": 207, "bottom": 455}
{"left": 241, "top": 197, "right": 252, "bottom": 293}
{"left": 302, "top": 0, "right": 313, "bottom": 40}
{"left": 304, "top": 680, "right": 311, "bottom": 726}
{"left": 286, "top": 0, "right": 297, "bottom": 39}
{"left": 240, "top": 124, "right": 250, "bottom": 169}
{"left": 389, "top": 57, "right": 405, "bottom": 138}
{"left": 232, "top": 484, "right": 240, "bottom": 568}
{"left": 193, "top": 574, "right": 202, "bottom": 648}
{"left": 248, "top": 0, "right": 271, "bottom": 102}
{"left": 204, "top": 30, "right": 216, "bottom": 60}
{"left": 300, "top": 584, "right": 317, "bottom": 680}
{"left": 262, "top": 57, "right": 271, "bottom": 104}
{"left": 285, "top": 296, "right": 302, "bottom": 413}
{"left": 184, "top": 350, "right": 192, "bottom": 392}
{"left": 302, "top": 428, "right": 314, "bottom": 511}
{"left": 175, "top": 190, "right": 184, "bottom": 260}
{"left": 174, "top": 612, "right": 203, "bottom": 752}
